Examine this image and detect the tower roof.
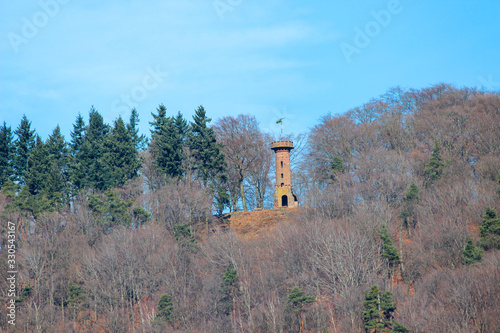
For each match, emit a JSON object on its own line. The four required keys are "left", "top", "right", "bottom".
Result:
{"left": 270, "top": 140, "right": 294, "bottom": 151}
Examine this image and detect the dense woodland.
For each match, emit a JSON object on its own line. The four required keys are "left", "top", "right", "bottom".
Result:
{"left": 0, "top": 83, "right": 499, "bottom": 332}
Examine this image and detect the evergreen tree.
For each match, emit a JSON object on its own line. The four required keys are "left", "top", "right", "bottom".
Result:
{"left": 82, "top": 107, "right": 111, "bottom": 191}
{"left": 150, "top": 104, "right": 169, "bottom": 136}
{"left": 399, "top": 183, "right": 420, "bottom": 233}
{"left": 103, "top": 116, "right": 141, "bottom": 188}
{"left": 150, "top": 105, "right": 185, "bottom": 179}
{"left": 362, "top": 286, "right": 383, "bottom": 332}
{"left": 187, "top": 106, "right": 226, "bottom": 186}
{"left": 479, "top": 207, "right": 500, "bottom": 250}
{"left": 331, "top": 156, "right": 346, "bottom": 177}
{"left": 285, "top": 286, "right": 316, "bottom": 333}
{"left": 0, "top": 122, "right": 15, "bottom": 187}
{"left": 362, "top": 286, "right": 408, "bottom": 333}
{"left": 127, "top": 108, "right": 147, "bottom": 151}
{"left": 379, "top": 224, "right": 400, "bottom": 274}
{"left": 69, "top": 113, "right": 87, "bottom": 191}
{"left": 155, "top": 117, "right": 184, "bottom": 179}
{"left": 13, "top": 115, "right": 36, "bottom": 185}
{"left": 462, "top": 237, "right": 483, "bottom": 265}
{"left": 1, "top": 180, "right": 19, "bottom": 199}
{"left": 25, "top": 136, "right": 49, "bottom": 196}
{"left": 156, "top": 293, "right": 174, "bottom": 323}
{"left": 17, "top": 136, "right": 53, "bottom": 216}
{"left": 219, "top": 264, "right": 239, "bottom": 317}
{"left": 45, "top": 125, "right": 70, "bottom": 207}
{"left": 131, "top": 206, "right": 150, "bottom": 228}
{"left": 424, "top": 141, "right": 448, "bottom": 186}
{"left": 173, "top": 223, "right": 197, "bottom": 251}
{"left": 88, "top": 189, "right": 132, "bottom": 228}
{"left": 174, "top": 111, "right": 189, "bottom": 139}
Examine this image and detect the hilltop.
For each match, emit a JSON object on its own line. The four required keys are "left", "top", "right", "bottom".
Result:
{"left": 221, "top": 208, "right": 301, "bottom": 238}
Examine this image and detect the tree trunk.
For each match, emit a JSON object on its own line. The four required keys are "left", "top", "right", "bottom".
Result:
{"left": 399, "top": 220, "right": 405, "bottom": 279}
{"left": 300, "top": 310, "right": 305, "bottom": 333}
{"left": 240, "top": 181, "right": 248, "bottom": 212}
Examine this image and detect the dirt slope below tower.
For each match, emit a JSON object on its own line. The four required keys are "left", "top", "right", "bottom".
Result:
{"left": 222, "top": 208, "right": 301, "bottom": 239}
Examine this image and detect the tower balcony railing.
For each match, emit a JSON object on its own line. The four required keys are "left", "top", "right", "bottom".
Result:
{"left": 270, "top": 140, "right": 294, "bottom": 149}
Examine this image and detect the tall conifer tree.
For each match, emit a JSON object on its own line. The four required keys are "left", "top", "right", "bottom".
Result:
{"left": 69, "top": 113, "right": 87, "bottom": 191}
{"left": 150, "top": 105, "right": 185, "bottom": 179}
{"left": 187, "top": 106, "right": 226, "bottom": 186}
{"left": 13, "top": 115, "right": 36, "bottom": 185}
{"left": 0, "top": 122, "right": 15, "bottom": 187}
{"left": 127, "top": 108, "right": 147, "bottom": 151}
{"left": 83, "top": 107, "right": 111, "bottom": 191}
{"left": 104, "top": 116, "right": 141, "bottom": 187}
{"left": 45, "top": 125, "right": 70, "bottom": 207}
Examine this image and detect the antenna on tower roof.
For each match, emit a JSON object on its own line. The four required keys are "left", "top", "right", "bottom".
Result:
{"left": 276, "top": 118, "right": 285, "bottom": 139}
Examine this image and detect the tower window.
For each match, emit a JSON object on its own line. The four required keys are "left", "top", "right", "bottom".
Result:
{"left": 281, "top": 161, "right": 283, "bottom": 168}
{"left": 281, "top": 173, "right": 283, "bottom": 179}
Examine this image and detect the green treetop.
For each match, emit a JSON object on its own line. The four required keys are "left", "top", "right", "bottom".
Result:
{"left": 424, "top": 141, "right": 448, "bottom": 186}
{"left": 362, "top": 285, "right": 408, "bottom": 333}
{"left": 69, "top": 113, "right": 87, "bottom": 191}
{"left": 379, "top": 224, "right": 400, "bottom": 272}
{"left": 103, "top": 116, "right": 141, "bottom": 188}
{"left": 0, "top": 122, "right": 15, "bottom": 187}
{"left": 127, "top": 108, "right": 147, "bottom": 151}
{"left": 479, "top": 207, "right": 500, "bottom": 250}
{"left": 156, "top": 293, "right": 174, "bottom": 323}
{"left": 286, "top": 286, "right": 316, "bottom": 333}
{"left": 462, "top": 237, "right": 483, "bottom": 265}
{"left": 13, "top": 115, "right": 36, "bottom": 185}
{"left": 187, "top": 106, "right": 226, "bottom": 186}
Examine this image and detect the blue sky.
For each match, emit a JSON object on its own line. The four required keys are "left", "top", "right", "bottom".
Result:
{"left": 1, "top": 0, "right": 499, "bottom": 141}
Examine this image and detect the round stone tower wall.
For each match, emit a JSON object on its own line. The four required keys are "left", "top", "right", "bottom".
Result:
{"left": 270, "top": 141, "right": 299, "bottom": 209}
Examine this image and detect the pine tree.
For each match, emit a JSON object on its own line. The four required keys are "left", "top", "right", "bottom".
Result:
{"left": 362, "top": 286, "right": 383, "bottom": 332}
{"left": 13, "top": 115, "right": 36, "bottom": 185}
{"left": 362, "top": 286, "right": 408, "bottom": 333}
{"left": 379, "top": 224, "right": 400, "bottom": 274}
{"left": 127, "top": 108, "right": 147, "bottom": 151}
{"left": 18, "top": 136, "right": 53, "bottom": 216}
{"left": 399, "top": 183, "right": 420, "bottom": 234}
{"left": 219, "top": 264, "right": 239, "bottom": 317}
{"left": 462, "top": 237, "right": 483, "bottom": 265}
{"left": 87, "top": 189, "right": 132, "bottom": 228}
{"left": 103, "top": 116, "right": 141, "bottom": 188}
{"left": 479, "top": 207, "right": 500, "bottom": 250}
{"left": 82, "top": 107, "right": 111, "bottom": 191}
{"left": 150, "top": 104, "right": 169, "bottom": 136}
{"left": 285, "top": 286, "right": 316, "bottom": 333}
{"left": 173, "top": 223, "right": 197, "bottom": 252}
{"left": 174, "top": 111, "right": 188, "bottom": 139}
{"left": 187, "top": 106, "right": 226, "bottom": 186}
{"left": 424, "top": 141, "right": 448, "bottom": 186}
{"left": 156, "top": 293, "right": 174, "bottom": 323}
{"left": 154, "top": 117, "right": 184, "bottom": 179}
{"left": 150, "top": 105, "right": 185, "bottom": 179}
{"left": 0, "top": 122, "right": 15, "bottom": 187}
{"left": 131, "top": 206, "right": 150, "bottom": 228}
{"left": 25, "top": 136, "right": 49, "bottom": 196}
{"left": 45, "top": 125, "right": 70, "bottom": 207}
{"left": 331, "top": 156, "right": 346, "bottom": 177}
{"left": 69, "top": 113, "right": 87, "bottom": 191}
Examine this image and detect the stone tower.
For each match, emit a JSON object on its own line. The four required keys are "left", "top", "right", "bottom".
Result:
{"left": 271, "top": 140, "right": 299, "bottom": 209}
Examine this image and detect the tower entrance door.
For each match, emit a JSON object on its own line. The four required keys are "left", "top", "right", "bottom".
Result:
{"left": 281, "top": 195, "right": 288, "bottom": 207}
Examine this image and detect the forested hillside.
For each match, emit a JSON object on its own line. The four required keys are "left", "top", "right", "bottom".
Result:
{"left": 1, "top": 83, "right": 499, "bottom": 332}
